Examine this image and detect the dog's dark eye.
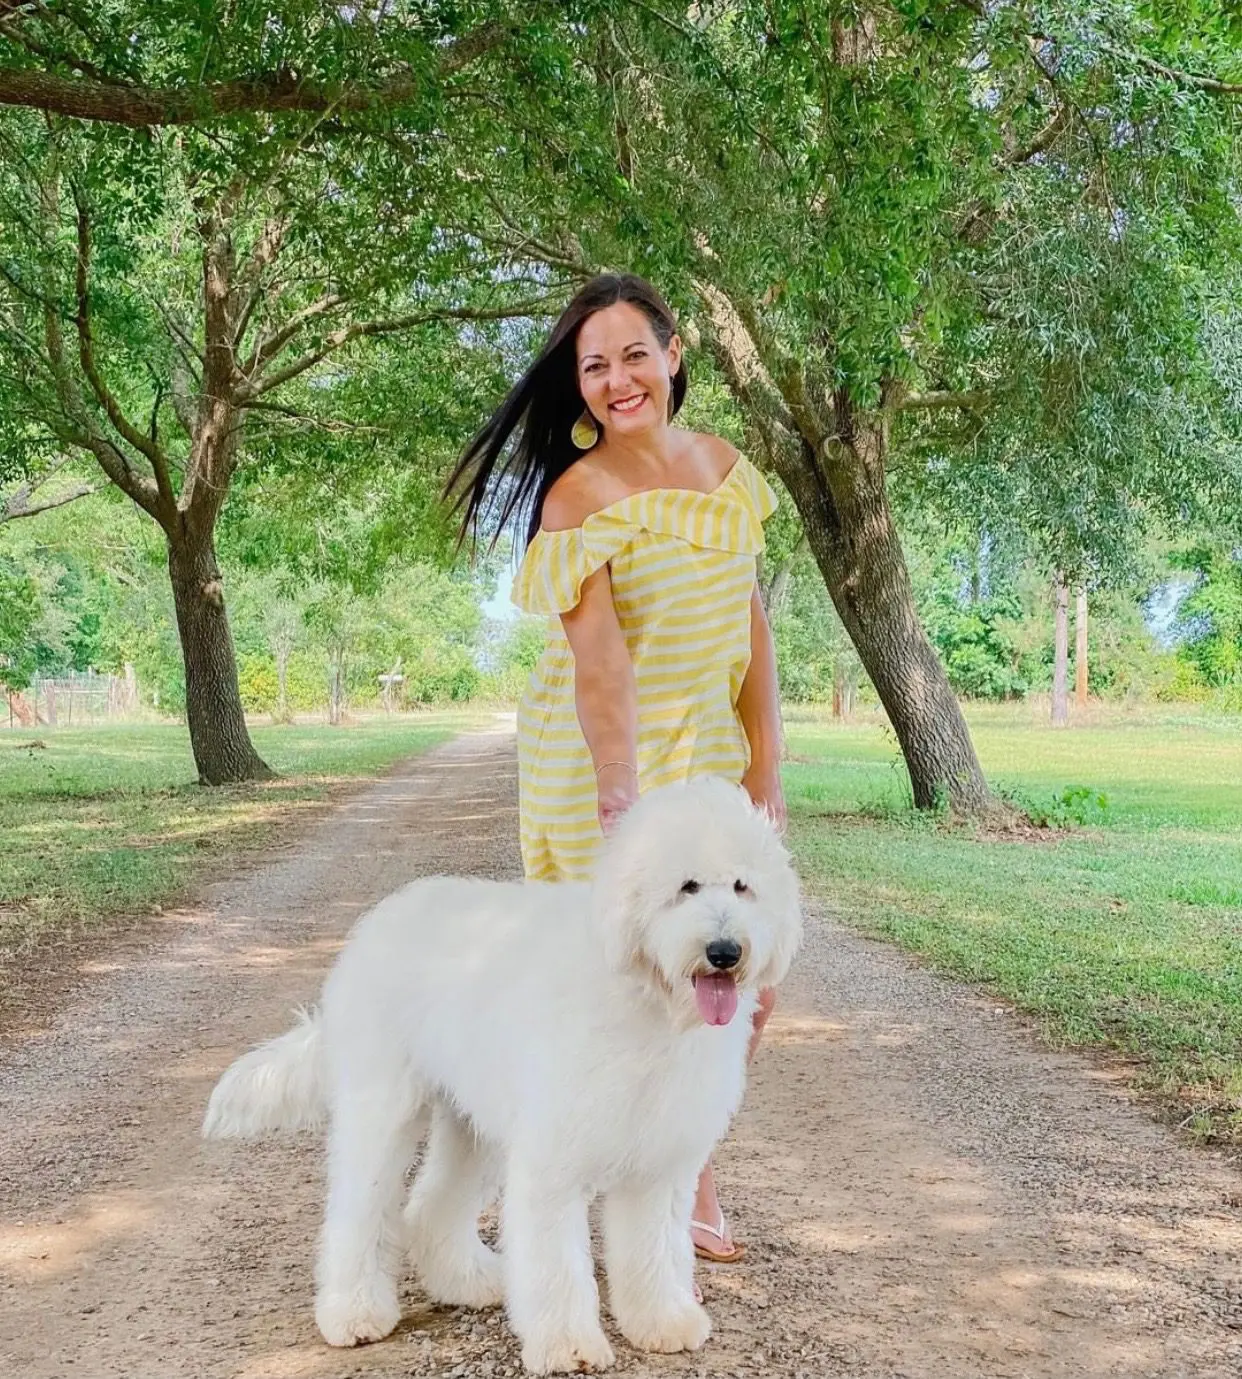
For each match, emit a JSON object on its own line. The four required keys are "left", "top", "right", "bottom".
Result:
{"left": 680, "top": 880, "right": 701, "bottom": 896}
{"left": 734, "top": 879, "right": 751, "bottom": 895}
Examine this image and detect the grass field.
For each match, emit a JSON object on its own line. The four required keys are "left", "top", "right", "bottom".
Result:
{"left": 0, "top": 714, "right": 478, "bottom": 963}
{"left": 783, "top": 703, "right": 1242, "bottom": 1143}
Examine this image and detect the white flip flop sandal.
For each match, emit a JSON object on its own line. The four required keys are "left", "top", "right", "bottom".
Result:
{"left": 691, "top": 1207, "right": 746, "bottom": 1263}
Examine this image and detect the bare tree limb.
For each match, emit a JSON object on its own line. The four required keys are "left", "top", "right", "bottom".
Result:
{"left": 244, "top": 398, "right": 383, "bottom": 434}
{"left": 897, "top": 389, "right": 990, "bottom": 411}
{"left": 150, "top": 294, "right": 204, "bottom": 371}
{"left": 0, "top": 454, "right": 100, "bottom": 523}
{"left": 0, "top": 255, "right": 57, "bottom": 307}
{"left": 1, "top": 479, "right": 98, "bottom": 522}
{"left": 169, "top": 361, "right": 198, "bottom": 437}
{"left": 179, "top": 206, "right": 240, "bottom": 524}
{"left": 0, "top": 19, "right": 521, "bottom": 126}
{"left": 1105, "top": 44, "right": 1242, "bottom": 96}
{"left": 725, "top": 286, "right": 832, "bottom": 445}
{"left": 237, "top": 294, "right": 562, "bottom": 401}
{"left": 1004, "top": 102, "right": 1071, "bottom": 165}
{"left": 693, "top": 279, "right": 803, "bottom": 450}
{"left": 0, "top": 12, "right": 127, "bottom": 89}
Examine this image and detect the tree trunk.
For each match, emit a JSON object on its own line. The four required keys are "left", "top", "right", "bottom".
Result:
{"left": 6, "top": 690, "right": 36, "bottom": 727}
{"left": 697, "top": 283, "right": 992, "bottom": 813}
{"left": 767, "top": 561, "right": 795, "bottom": 620}
{"left": 1075, "top": 588, "right": 1089, "bottom": 708}
{"left": 763, "top": 533, "right": 803, "bottom": 621}
{"left": 328, "top": 649, "right": 346, "bottom": 726}
{"left": 779, "top": 428, "right": 993, "bottom": 813}
{"left": 1052, "top": 577, "right": 1070, "bottom": 727}
{"left": 168, "top": 528, "right": 273, "bottom": 784}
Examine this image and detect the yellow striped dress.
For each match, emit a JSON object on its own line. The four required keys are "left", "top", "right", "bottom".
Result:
{"left": 511, "top": 455, "right": 779, "bottom": 881}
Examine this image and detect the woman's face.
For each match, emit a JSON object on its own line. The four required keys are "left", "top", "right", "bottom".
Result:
{"left": 575, "top": 301, "right": 681, "bottom": 440}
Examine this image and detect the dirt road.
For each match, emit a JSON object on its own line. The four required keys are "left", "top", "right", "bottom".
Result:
{"left": 2, "top": 727, "right": 1240, "bottom": 1378}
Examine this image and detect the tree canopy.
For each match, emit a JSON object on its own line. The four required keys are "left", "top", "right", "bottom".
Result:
{"left": 2, "top": 1, "right": 1240, "bottom": 801}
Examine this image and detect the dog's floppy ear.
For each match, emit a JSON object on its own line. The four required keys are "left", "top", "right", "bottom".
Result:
{"left": 589, "top": 815, "right": 655, "bottom": 975}
{"left": 758, "top": 882, "right": 803, "bottom": 990}
{"left": 590, "top": 844, "right": 647, "bottom": 975}
{"left": 750, "top": 832, "right": 803, "bottom": 991}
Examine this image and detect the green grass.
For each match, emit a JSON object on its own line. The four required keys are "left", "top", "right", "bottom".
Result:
{"left": 782, "top": 703, "right": 1242, "bottom": 1143}
{"left": 0, "top": 714, "right": 477, "bottom": 962}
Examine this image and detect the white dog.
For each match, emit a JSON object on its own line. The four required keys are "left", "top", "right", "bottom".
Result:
{"left": 203, "top": 776, "right": 801, "bottom": 1375}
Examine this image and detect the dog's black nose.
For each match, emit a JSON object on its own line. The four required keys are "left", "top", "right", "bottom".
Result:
{"left": 705, "top": 939, "right": 742, "bottom": 970}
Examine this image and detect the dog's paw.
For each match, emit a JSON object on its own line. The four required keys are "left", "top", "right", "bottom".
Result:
{"left": 420, "top": 1247, "right": 505, "bottom": 1310}
{"left": 619, "top": 1299, "right": 711, "bottom": 1354}
{"left": 314, "top": 1281, "right": 401, "bottom": 1347}
{"left": 520, "top": 1326, "right": 616, "bottom": 1374}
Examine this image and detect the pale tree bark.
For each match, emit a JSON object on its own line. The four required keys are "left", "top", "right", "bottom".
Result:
{"left": 832, "top": 661, "right": 856, "bottom": 720}
{"left": 328, "top": 648, "right": 347, "bottom": 727}
{"left": 759, "top": 533, "right": 804, "bottom": 619}
{"left": 1052, "top": 577, "right": 1070, "bottom": 727}
{"left": 1075, "top": 588, "right": 1089, "bottom": 708}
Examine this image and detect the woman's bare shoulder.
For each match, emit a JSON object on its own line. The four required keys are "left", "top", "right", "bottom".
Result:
{"left": 678, "top": 430, "right": 741, "bottom": 483}
{"left": 540, "top": 463, "right": 610, "bottom": 534}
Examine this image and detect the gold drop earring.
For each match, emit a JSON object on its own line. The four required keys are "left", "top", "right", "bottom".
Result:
{"left": 571, "top": 410, "right": 599, "bottom": 449}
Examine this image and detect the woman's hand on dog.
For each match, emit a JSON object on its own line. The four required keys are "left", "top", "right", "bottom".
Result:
{"left": 597, "top": 762, "right": 640, "bottom": 835}
{"left": 741, "top": 760, "right": 787, "bottom": 833}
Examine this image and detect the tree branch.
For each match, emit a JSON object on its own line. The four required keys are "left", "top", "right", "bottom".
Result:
{"left": 0, "top": 13, "right": 128, "bottom": 89}
{"left": 1, "top": 454, "right": 100, "bottom": 523}
{"left": 72, "top": 191, "right": 177, "bottom": 517}
{"left": 1106, "top": 44, "right": 1242, "bottom": 96}
{"left": 233, "top": 217, "right": 288, "bottom": 348}
{"left": 244, "top": 399, "right": 382, "bottom": 435}
{"left": 693, "top": 279, "right": 804, "bottom": 454}
{"left": 35, "top": 167, "right": 161, "bottom": 519}
{"left": 1004, "top": 102, "right": 1071, "bottom": 165}
{"left": 1, "top": 479, "right": 98, "bottom": 522}
{"left": 0, "top": 19, "right": 522, "bottom": 126}
{"left": 726, "top": 286, "right": 831, "bottom": 445}
{"left": 169, "top": 361, "right": 198, "bottom": 437}
{"left": 243, "top": 292, "right": 348, "bottom": 376}
{"left": 897, "top": 389, "right": 990, "bottom": 411}
{"left": 237, "top": 294, "right": 561, "bottom": 401}
{"left": 179, "top": 206, "right": 241, "bottom": 524}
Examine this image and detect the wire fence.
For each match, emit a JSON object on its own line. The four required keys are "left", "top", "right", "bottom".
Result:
{"left": 4, "top": 666, "right": 139, "bottom": 729}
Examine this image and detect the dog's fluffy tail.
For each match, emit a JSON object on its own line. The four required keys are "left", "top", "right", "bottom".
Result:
{"left": 202, "top": 1006, "right": 325, "bottom": 1139}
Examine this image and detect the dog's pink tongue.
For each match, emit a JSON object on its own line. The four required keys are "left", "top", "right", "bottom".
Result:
{"left": 693, "top": 972, "right": 739, "bottom": 1026}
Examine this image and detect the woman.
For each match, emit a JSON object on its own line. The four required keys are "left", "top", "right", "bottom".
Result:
{"left": 447, "top": 272, "right": 784, "bottom": 1267}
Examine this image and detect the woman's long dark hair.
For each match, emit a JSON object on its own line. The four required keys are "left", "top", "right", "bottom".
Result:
{"left": 445, "top": 273, "right": 688, "bottom": 549}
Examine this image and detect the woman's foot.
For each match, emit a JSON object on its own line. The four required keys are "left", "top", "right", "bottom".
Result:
{"left": 692, "top": 1160, "right": 746, "bottom": 1263}
{"left": 691, "top": 1206, "right": 746, "bottom": 1264}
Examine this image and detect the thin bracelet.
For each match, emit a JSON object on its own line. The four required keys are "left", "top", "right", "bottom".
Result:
{"left": 594, "top": 761, "right": 637, "bottom": 776}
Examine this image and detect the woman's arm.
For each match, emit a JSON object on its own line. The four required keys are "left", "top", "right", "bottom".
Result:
{"left": 560, "top": 563, "right": 639, "bottom": 833}
{"left": 736, "top": 582, "right": 786, "bottom": 828}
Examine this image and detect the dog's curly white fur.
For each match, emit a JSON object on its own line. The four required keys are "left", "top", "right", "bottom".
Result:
{"left": 202, "top": 777, "right": 801, "bottom": 1375}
